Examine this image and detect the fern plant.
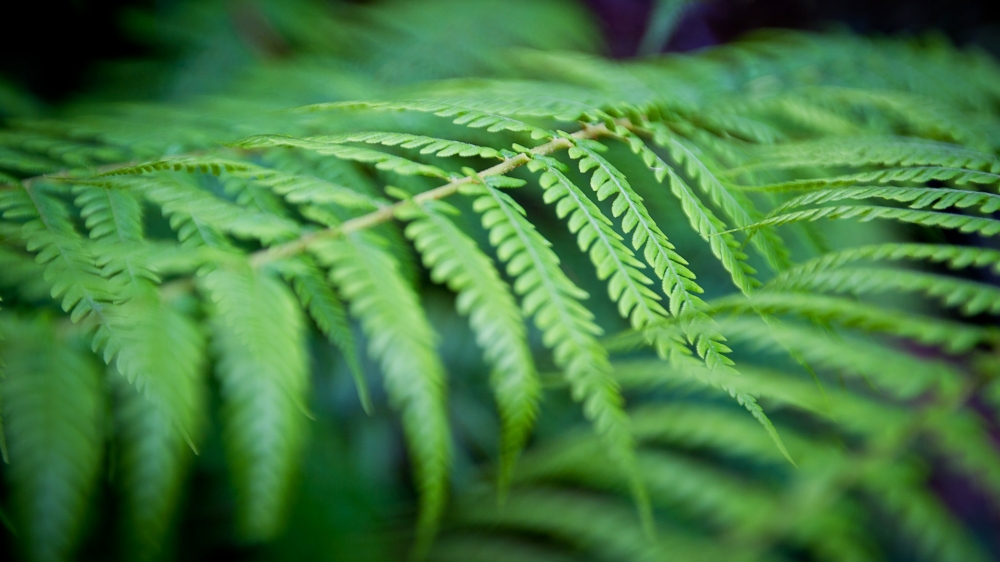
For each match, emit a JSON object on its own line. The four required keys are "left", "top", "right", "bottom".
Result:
{"left": 2, "top": 1, "right": 1000, "bottom": 561}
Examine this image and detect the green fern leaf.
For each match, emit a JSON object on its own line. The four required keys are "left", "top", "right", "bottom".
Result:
{"left": 0, "top": 183, "right": 121, "bottom": 324}
{"left": 630, "top": 402, "right": 816, "bottom": 464}
{"left": 796, "top": 88, "right": 993, "bottom": 149}
{"left": 2, "top": 182, "right": 209, "bottom": 462}
{"left": 76, "top": 174, "right": 296, "bottom": 248}
{"left": 400, "top": 200, "right": 540, "bottom": 495}
{"left": 745, "top": 136, "right": 1000, "bottom": 174}
{"left": 768, "top": 243, "right": 1000, "bottom": 280}
{"left": 456, "top": 489, "right": 728, "bottom": 562}
{"left": 73, "top": 184, "right": 144, "bottom": 241}
{"left": 466, "top": 180, "right": 652, "bottom": 532}
{"left": 104, "top": 285, "right": 209, "bottom": 441}
{"left": 771, "top": 185, "right": 1000, "bottom": 215}
{"left": 523, "top": 155, "right": 791, "bottom": 459}
{"left": 623, "top": 133, "right": 758, "bottom": 293}
{"left": 648, "top": 125, "right": 792, "bottom": 272}
{"left": 112, "top": 296, "right": 206, "bottom": 561}
{"left": 69, "top": 182, "right": 209, "bottom": 448}
{"left": 136, "top": 175, "right": 302, "bottom": 246}
{"left": 527, "top": 156, "right": 669, "bottom": 327}
{"left": 262, "top": 131, "right": 502, "bottom": 159}
{"left": 766, "top": 267, "right": 1000, "bottom": 316}
{"left": 612, "top": 359, "right": 907, "bottom": 436}
{"left": 100, "top": 155, "right": 386, "bottom": 210}
{"left": 713, "top": 317, "right": 960, "bottom": 399}
{"left": 0, "top": 146, "right": 59, "bottom": 175}
{"left": 517, "top": 439, "right": 780, "bottom": 530}
{"left": 237, "top": 135, "right": 452, "bottom": 180}
{"left": 309, "top": 232, "right": 450, "bottom": 556}
{"left": 751, "top": 205, "right": 1000, "bottom": 237}
{"left": 203, "top": 265, "right": 310, "bottom": 540}
{"left": 736, "top": 166, "right": 1000, "bottom": 193}
{"left": 301, "top": 99, "right": 554, "bottom": 139}
{"left": 709, "top": 292, "right": 992, "bottom": 353}
{"left": 279, "top": 255, "right": 371, "bottom": 413}
{"left": 0, "top": 315, "right": 104, "bottom": 562}
{"left": 230, "top": 164, "right": 385, "bottom": 211}
{"left": 564, "top": 138, "right": 731, "bottom": 368}
{"left": 510, "top": 429, "right": 876, "bottom": 559}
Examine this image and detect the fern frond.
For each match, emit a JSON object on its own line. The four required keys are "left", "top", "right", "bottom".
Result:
{"left": 1, "top": 182, "right": 192, "bottom": 429}
{"left": 456, "top": 489, "right": 729, "bottom": 562}
{"left": 203, "top": 265, "right": 310, "bottom": 540}
{"left": 735, "top": 166, "right": 1000, "bottom": 193}
{"left": 100, "top": 156, "right": 255, "bottom": 177}
{"left": 771, "top": 185, "right": 1000, "bottom": 215}
{"left": 716, "top": 92, "right": 862, "bottom": 137}
{"left": 112, "top": 296, "right": 206, "bottom": 561}
{"left": 750, "top": 205, "right": 1000, "bottom": 237}
{"left": 2, "top": 181, "right": 211, "bottom": 463}
{"left": 0, "top": 125, "right": 122, "bottom": 169}
{"left": 70, "top": 181, "right": 212, "bottom": 455}
{"left": 309, "top": 232, "right": 450, "bottom": 555}
{"left": 687, "top": 109, "right": 787, "bottom": 143}
{"left": 742, "top": 136, "right": 1000, "bottom": 174}
{"left": 612, "top": 359, "right": 910, "bottom": 436}
{"left": 466, "top": 180, "right": 652, "bottom": 531}
{"left": 238, "top": 135, "right": 452, "bottom": 179}
{"left": 709, "top": 292, "right": 993, "bottom": 352}
{"left": 74, "top": 179, "right": 217, "bottom": 460}
{"left": 73, "top": 184, "right": 144, "bottom": 242}
{"left": 630, "top": 402, "right": 818, "bottom": 463}
{"left": 526, "top": 151, "right": 795, "bottom": 461}
{"left": 0, "top": 145, "right": 64, "bottom": 175}
{"left": 527, "top": 155, "right": 668, "bottom": 327}
{"left": 0, "top": 315, "right": 104, "bottom": 562}
{"left": 131, "top": 175, "right": 301, "bottom": 246}
{"left": 711, "top": 317, "right": 959, "bottom": 399}
{"left": 766, "top": 267, "right": 1000, "bottom": 316}
{"left": 0, "top": 182, "right": 121, "bottom": 323}
{"left": 101, "top": 156, "right": 385, "bottom": 211}
{"left": 266, "top": 132, "right": 503, "bottom": 159}
{"left": 517, "top": 439, "right": 780, "bottom": 531}
{"left": 623, "top": 132, "right": 758, "bottom": 293}
{"left": 647, "top": 124, "right": 792, "bottom": 272}
{"left": 510, "top": 431, "right": 871, "bottom": 562}
{"left": 400, "top": 200, "right": 539, "bottom": 494}
{"left": 300, "top": 99, "right": 554, "bottom": 139}
{"left": 279, "top": 255, "right": 371, "bottom": 413}
{"left": 798, "top": 87, "right": 994, "bottom": 149}
{"left": 564, "top": 137, "right": 732, "bottom": 368}
{"left": 5, "top": 18, "right": 1000, "bottom": 562}
{"left": 609, "top": 135, "right": 799, "bottom": 452}
{"left": 105, "top": 285, "right": 209, "bottom": 442}
{"left": 769, "top": 243, "right": 1000, "bottom": 280}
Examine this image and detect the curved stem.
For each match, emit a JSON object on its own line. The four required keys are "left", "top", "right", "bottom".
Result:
{"left": 250, "top": 124, "right": 611, "bottom": 268}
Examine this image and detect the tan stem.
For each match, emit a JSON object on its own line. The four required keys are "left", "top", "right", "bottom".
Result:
{"left": 249, "top": 124, "right": 610, "bottom": 268}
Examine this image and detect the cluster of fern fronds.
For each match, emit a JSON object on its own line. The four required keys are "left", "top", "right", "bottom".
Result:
{"left": 2, "top": 1, "right": 1000, "bottom": 561}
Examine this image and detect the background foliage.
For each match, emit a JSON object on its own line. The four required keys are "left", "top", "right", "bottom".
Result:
{"left": 2, "top": 1, "right": 1000, "bottom": 561}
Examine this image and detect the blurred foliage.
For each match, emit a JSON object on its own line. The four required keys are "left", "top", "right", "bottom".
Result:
{"left": 2, "top": 1, "right": 1000, "bottom": 562}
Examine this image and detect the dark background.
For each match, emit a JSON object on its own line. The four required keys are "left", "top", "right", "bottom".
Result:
{"left": 4, "top": 0, "right": 1000, "bottom": 103}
